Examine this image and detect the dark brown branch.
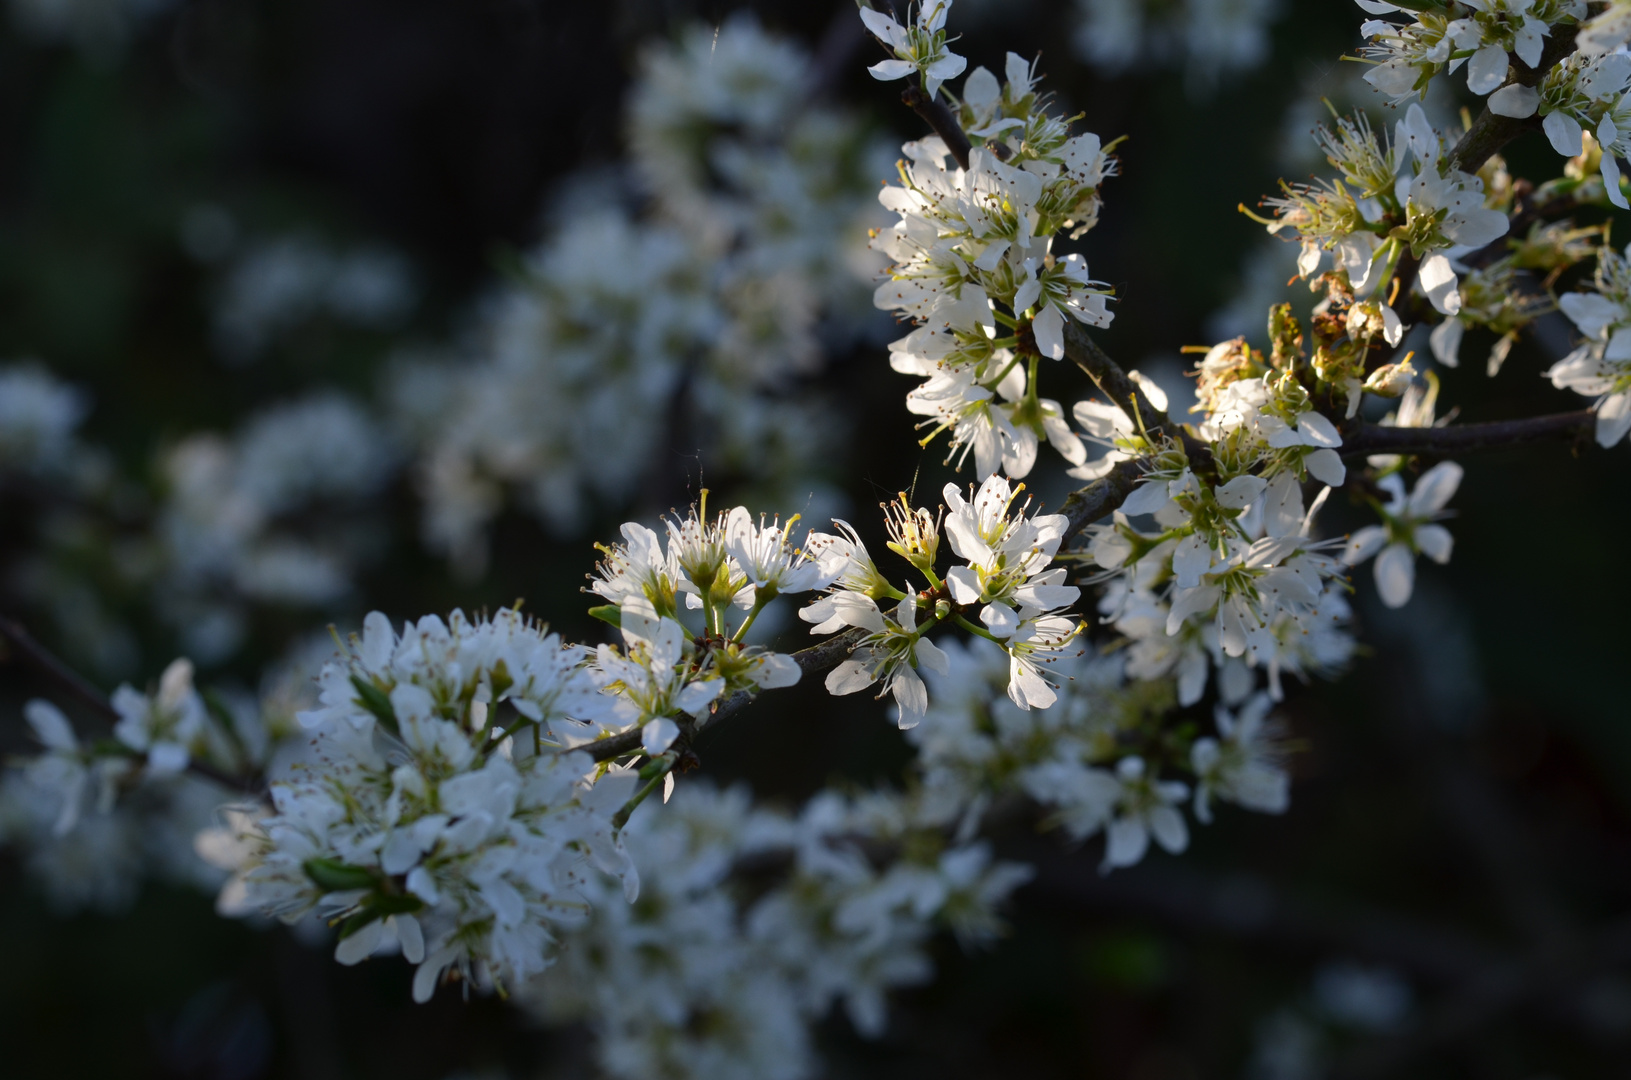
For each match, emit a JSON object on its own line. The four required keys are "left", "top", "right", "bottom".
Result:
{"left": 703, "top": 626, "right": 871, "bottom": 735}
{"left": 1340, "top": 410, "right": 1595, "bottom": 459}
{"left": 1060, "top": 460, "right": 1143, "bottom": 544}
{"left": 901, "top": 84, "right": 972, "bottom": 170}
{"left": 583, "top": 728, "right": 643, "bottom": 763}
{"left": 1062, "top": 322, "right": 1166, "bottom": 431}
{"left": 1449, "top": 26, "right": 1579, "bottom": 176}
{"left": 1062, "top": 321, "right": 1213, "bottom": 469}
{"left": 0, "top": 615, "right": 120, "bottom": 722}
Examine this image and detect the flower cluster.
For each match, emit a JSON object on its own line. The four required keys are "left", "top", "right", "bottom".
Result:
{"left": 1257, "top": 103, "right": 1508, "bottom": 335}
{"left": 0, "top": 362, "right": 88, "bottom": 477}
{"left": 6, "top": 1, "right": 1628, "bottom": 1071}
{"left": 225, "top": 609, "right": 644, "bottom": 1000}
{"left": 913, "top": 639, "right": 1290, "bottom": 872}
{"left": 208, "top": 232, "right": 416, "bottom": 364}
{"left": 392, "top": 15, "right": 887, "bottom": 565}
{"left": 870, "top": 41, "right": 1118, "bottom": 480}
{"left": 0, "top": 658, "right": 285, "bottom": 912}
{"left": 1549, "top": 239, "right": 1631, "bottom": 444}
{"left": 523, "top": 782, "right": 1029, "bottom": 1080}
{"left": 1085, "top": 450, "right": 1353, "bottom": 705}
{"left": 1357, "top": 1, "right": 1585, "bottom": 104}
{"left": 150, "top": 393, "right": 397, "bottom": 661}
{"left": 860, "top": 1, "right": 967, "bottom": 97}
{"left": 801, "top": 474, "right": 1081, "bottom": 722}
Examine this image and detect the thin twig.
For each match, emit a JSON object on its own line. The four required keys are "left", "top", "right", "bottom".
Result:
{"left": 901, "top": 84, "right": 972, "bottom": 170}
{"left": 0, "top": 615, "right": 120, "bottom": 722}
{"left": 1062, "top": 321, "right": 1213, "bottom": 469}
{"left": 1060, "top": 460, "right": 1144, "bottom": 544}
{"left": 1341, "top": 410, "right": 1595, "bottom": 459}
{"left": 703, "top": 626, "right": 871, "bottom": 735}
{"left": 1, "top": 614, "right": 262, "bottom": 793}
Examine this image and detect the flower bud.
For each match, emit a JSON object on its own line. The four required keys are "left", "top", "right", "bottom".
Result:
{"left": 1363, "top": 356, "right": 1418, "bottom": 398}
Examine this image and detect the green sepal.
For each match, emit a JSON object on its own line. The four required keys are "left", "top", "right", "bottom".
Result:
{"left": 303, "top": 858, "right": 378, "bottom": 893}
{"left": 350, "top": 676, "right": 399, "bottom": 734}
{"left": 588, "top": 605, "right": 622, "bottom": 629}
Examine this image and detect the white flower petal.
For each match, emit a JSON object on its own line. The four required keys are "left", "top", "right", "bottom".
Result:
{"left": 1215, "top": 474, "right": 1268, "bottom": 510}
{"left": 1466, "top": 44, "right": 1509, "bottom": 95}
{"left": 641, "top": 717, "right": 679, "bottom": 756}
{"left": 1409, "top": 460, "right": 1463, "bottom": 515}
{"left": 1415, "top": 523, "right": 1454, "bottom": 564}
{"left": 1543, "top": 110, "right": 1585, "bottom": 157}
{"left": 1120, "top": 479, "right": 1174, "bottom": 517}
{"left": 867, "top": 58, "right": 917, "bottom": 82}
{"left": 1488, "top": 83, "right": 1540, "bottom": 118}
{"left": 1343, "top": 525, "right": 1389, "bottom": 566}
{"left": 1419, "top": 254, "right": 1462, "bottom": 316}
{"left": 24, "top": 700, "right": 77, "bottom": 752}
{"left": 335, "top": 919, "right": 384, "bottom": 966}
{"left": 1305, "top": 447, "right": 1347, "bottom": 487}
{"left": 826, "top": 659, "right": 876, "bottom": 696}
{"left": 1429, "top": 317, "right": 1464, "bottom": 367}
{"left": 1032, "top": 303, "right": 1065, "bottom": 360}
{"left": 1598, "top": 390, "right": 1631, "bottom": 446}
{"left": 1374, "top": 543, "right": 1417, "bottom": 608}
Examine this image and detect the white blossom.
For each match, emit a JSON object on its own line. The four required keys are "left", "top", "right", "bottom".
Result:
{"left": 1343, "top": 462, "right": 1463, "bottom": 608}
{"left": 859, "top": 2, "right": 967, "bottom": 98}
{"left": 1191, "top": 693, "right": 1290, "bottom": 823}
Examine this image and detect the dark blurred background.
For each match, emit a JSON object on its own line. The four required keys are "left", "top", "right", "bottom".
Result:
{"left": 2, "top": 1, "right": 1630, "bottom": 1078}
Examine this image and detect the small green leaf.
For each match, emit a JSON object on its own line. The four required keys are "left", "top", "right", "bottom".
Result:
{"left": 588, "top": 605, "right": 622, "bottom": 629}
{"left": 303, "top": 858, "right": 378, "bottom": 893}
{"left": 202, "top": 689, "right": 250, "bottom": 760}
{"left": 336, "top": 907, "right": 386, "bottom": 940}
{"left": 638, "top": 752, "right": 675, "bottom": 781}
{"left": 369, "top": 894, "right": 425, "bottom": 916}
{"left": 350, "top": 676, "right": 399, "bottom": 734}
